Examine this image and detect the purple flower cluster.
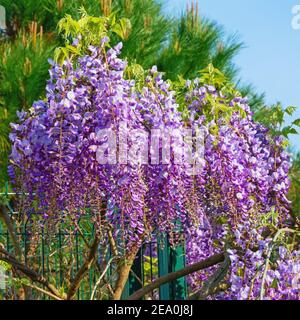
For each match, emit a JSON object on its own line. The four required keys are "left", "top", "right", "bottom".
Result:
{"left": 220, "top": 241, "right": 300, "bottom": 300}
{"left": 184, "top": 81, "right": 297, "bottom": 299}
{"left": 9, "top": 37, "right": 298, "bottom": 299}
{"left": 9, "top": 39, "right": 188, "bottom": 251}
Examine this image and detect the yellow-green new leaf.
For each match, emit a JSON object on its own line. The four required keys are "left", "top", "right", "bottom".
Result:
{"left": 112, "top": 18, "right": 132, "bottom": 40}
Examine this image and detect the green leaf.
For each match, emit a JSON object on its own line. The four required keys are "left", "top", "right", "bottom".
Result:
{"left": 208, "top": 63, "right": 214, "bottom": 74}
{"left": 282, "top": 126, "right": 298, "bottom": 137}
{"left": 177, "top": 75, "right": 186, "bottom": 86}
{"left": 54, "top": 47, "right": 69, "bottom": 63}
{"left": 112, "top": 18, "right": 132, "bottom": 40}
{"left": 289, "top": 127, "right": 299, "bottom": 135}
{"left": 292, "top": 119, "right": 300, "bottom": 127}
{"left": 65, "top": 45, "right": 80, "bottom": 55}
{"left": 282, "top": 126, "right": 291, "bottom": 137}
{"left": 110, "top": 14, "right": 116, "bottom": 27}
{"left": 285, "top": 106, "right": 297, "bottom": 116}
{"left": 20, "top": 278, "right": 31, "bottom": 286}
{"left": 0, "top": 261, "right": 11, "bottom": 271}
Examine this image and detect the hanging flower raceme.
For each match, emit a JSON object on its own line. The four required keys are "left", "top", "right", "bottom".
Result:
{"left": 9, "top": 38, "right": 190, "bottom": 251}
{"left": 9, "top": 36, "right": 298, "bottom": 299}
{"left": 184, "top": 80, "right": 297, "bottom": 299}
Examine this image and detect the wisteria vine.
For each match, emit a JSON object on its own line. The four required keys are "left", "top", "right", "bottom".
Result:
{"left": 9, "top": 37, "right": 299, "bottom": 300}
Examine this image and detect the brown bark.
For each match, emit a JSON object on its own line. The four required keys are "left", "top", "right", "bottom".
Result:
{"left": 107, "top": 227, "right": 118, "bottom": 257}
{"left": 127, "top": 252, "right": 225, "bottom": 300}
{"left": 113, "top": 247, "right": 139, "bottom": 300}
{"left": 0, "top": 205, "right": 30, "bottom": 299}
{"left": 0, "top": 247, "right": 64, "bottom": 300}
{"left": 0, "top": 205, "right": 22, "bottom": 258}
{"left": 67, "top": 199, "right": 107, "bottom": 300}
{"left": 67, "top": 235, "right": 100, "bottom": 300}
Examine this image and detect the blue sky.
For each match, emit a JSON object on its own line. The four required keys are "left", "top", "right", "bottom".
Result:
{"left": 164, "top": 0, "right": 300, "bottom": 151}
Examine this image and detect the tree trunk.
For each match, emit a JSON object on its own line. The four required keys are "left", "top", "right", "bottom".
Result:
{"left": 113, "top": 247, "right": 139, "bottom": 300}
{"left": 67, "top": 235, "right": 100, "bottom": 300}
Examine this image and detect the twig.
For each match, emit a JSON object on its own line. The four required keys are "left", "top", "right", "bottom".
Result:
{"left": 0, "top": 205, "right": 22, "bottom": 258}
{"left": 107, "top": 226, "right": 118, "bottom": 257}
{"left": 113, "top": 246, "right": 140, "bottom": 300}
{"left": 74, "top": 220, "right": 91, "bottom": 249}
{"left": 90, "top": 256, "right": 116, "bottom": 300}
{"left": 23, "top": 282, "right": 63, "bottom": 300}
{"left": 67, "top": 235, "right": 100, "bottom": 300}
{"left": 0, "top": 246, "right": 65, "bottom": 300}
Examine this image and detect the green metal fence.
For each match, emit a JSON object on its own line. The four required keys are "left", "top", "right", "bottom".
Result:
{"left": 0, "top": 188, "right": 187, "bottom": 300}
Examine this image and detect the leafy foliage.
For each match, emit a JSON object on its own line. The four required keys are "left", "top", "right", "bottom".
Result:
{"left": 0, "top": 31, "right": 55, "bottom": 185}
{"left": 253, "top": 102, "right": 300, "bottom": 218}
{"left": 54, "top": 9, "right": 131, "bottom": 62}
{"left": 254, "top": 103, "right": 300, "bottom": 138}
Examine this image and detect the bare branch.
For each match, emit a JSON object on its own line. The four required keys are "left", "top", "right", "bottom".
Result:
{"left": 23, "top": 282, "right": 64, "bottom": 300}
{"left": 0, "top": 246, "right": 65, "bottom": 300}
{"left": 74, "top": 220, "right": 92, "bottom": 249}
{"left": 67, "top": 235, "right": 100, "bottom": 300}
{"left": 107, "top": 226, "right": 118, "bottom": 257}
{"left": 113, "top": 247, "right": 139, "bottom": 300}
{"left": 90, "top": 256, "right": 116, "bottom": 300}
{"left": 127, "top": 252, "right": 225, "bottom": 300}
{"left": 0, "top": 205, "right": 22, "bottom": 258}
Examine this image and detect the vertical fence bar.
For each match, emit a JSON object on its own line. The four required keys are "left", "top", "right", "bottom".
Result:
{"left": 157, "top": 234, "right": 170, "bottom": 300}
{"left": 129, "top": 248, "right": 143, "bottom": 296}
{"left": 41, "top": 228, "right": 45, "bottom": 299}
{"left": 75, "top": 232, "right": 80, "bottom": 300}
{"left": 121, "top": 248, "right": 143, "bottom": 300}
{"left": 24, "top": 221, "right": 28, "bottom": 265}
{"left": 6, "top": 228, "right": 9, "bottom": 252}
{"left": 170, "top": 244, "right": 187, "bottom": 300}
{"left": 0, "top": 186, "right": 189, "bottom": 300}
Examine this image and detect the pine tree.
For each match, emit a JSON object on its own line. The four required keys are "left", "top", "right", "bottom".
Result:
{"left": 0, "top": 0, "right": 263, "bottom": 186}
